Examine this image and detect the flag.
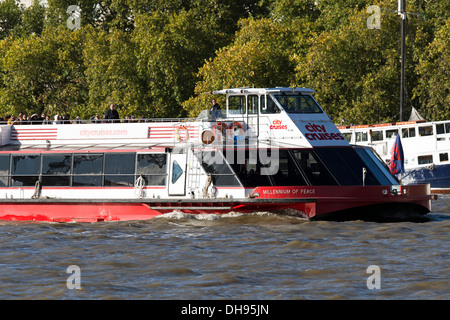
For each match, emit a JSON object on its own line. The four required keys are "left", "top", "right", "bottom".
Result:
{"left": 389, "top": 134, "right": 405, "bottom": 175}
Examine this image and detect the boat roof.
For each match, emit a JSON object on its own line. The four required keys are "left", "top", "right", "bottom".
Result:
{"left": 211, "top": 87, "right": 316, "bottom": 95}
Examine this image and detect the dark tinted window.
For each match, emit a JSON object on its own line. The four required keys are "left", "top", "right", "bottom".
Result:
{"left": 42, "top": 154, "right": 72, "bottom": 186}
{"left": 104, "top": 153, "right": 136, "bottom": 187}
{"left": 73, "top": 154, "right": 103, "bottom": 174}
{"left": 105, "top": 153, "right": 135, "bottom": 174}
{"left": 136, "top": 153, "right": 167, "bottom": 186}
{"left": 42, "top": 154, "right": 71, "bottom": 174}
{"left": 291, "top": 150, "right": 338, "bottom": 186}
{"left": 314, "top": 147, "right": 379, "bottom": 185}
{"left": 0, "top": 155, "right": 9, "bottom": 187}
{"left": 200, "top": 151, "right": 241, "bottom": 186}
{"left": 11, "top": 155, "right": 40, "bottom": 186}
{"left": 12, "top": 155, "right": 41, "bottom": 174}
{"left": 72, "top": 154, "right": 103, "bottom": 186}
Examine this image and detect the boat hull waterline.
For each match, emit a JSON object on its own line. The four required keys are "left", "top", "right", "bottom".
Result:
{"left": 0, "top": 184, "right": 433, "bottom": 223}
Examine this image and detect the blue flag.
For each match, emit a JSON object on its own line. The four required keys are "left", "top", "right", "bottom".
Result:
{"left": 389, "top": 134, "right": 405, "bottom": 175}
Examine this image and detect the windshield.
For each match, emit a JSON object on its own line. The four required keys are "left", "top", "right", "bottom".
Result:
{"left": 273, "top": 94, "right": 323, "bottom": 113}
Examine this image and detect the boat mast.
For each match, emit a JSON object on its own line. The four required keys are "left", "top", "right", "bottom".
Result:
{"left": 399, "top": 0, "right": 406, "bottom": 121}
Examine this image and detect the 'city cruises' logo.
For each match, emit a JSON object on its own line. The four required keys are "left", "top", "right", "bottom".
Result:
{"left": 304, "top": 122, "right": 345, "bottom": 141}
{"left": 270, "top": 119, "right": 287, "bottom": 130}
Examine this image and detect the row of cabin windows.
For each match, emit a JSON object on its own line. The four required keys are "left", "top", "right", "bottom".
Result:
{"left": 417, "top": 153, "right": 448, "bottom": 165}
{"left": 349, "top": 125, "right": 435, "bottom": 143}
{"left": 0, "top": 153, "right": 167, "bottom": 187}
{"left": 202, "top": 147, "right": 397, "bottom": 187}
{"left": 227, "top": 94, "right": 323, "bottom": 115}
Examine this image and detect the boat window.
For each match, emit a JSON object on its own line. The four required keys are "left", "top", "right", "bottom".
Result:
{"left": 436, "top": 123, "right": 450, "bottom": 135}
{"left": 172, "top": 161, "right": 183, "bottom": 184}
{"left": 371, "top": 130, "right": 383, "bottom": 141}
{"left": 228, "top": 95, "right": 246, "bottom": 114}
{"left": 353, "top": 147, "right": 397, "bottom": 185}
{"left": 12, "top": 155, "right": 41, "bottom": 175}
{"left": 229, "top": 149, "right": 273, "bottom": 187}
{"left": 11, "top": 154, "right": 41, "bottom": 187}
{"left": 419, "top": 126, "right": 433, "bottom": 136}
{"left": 248, "top": 95, "right": 258, "bottom": 114}
{"left": 72, "top": 154, "right": 103, "bottom": 186}
{"left": 291, "top": 150, "right": 338, "bottom": 186}
{"left": 199, "top": 151, "right": 241, "bottom": 187}
{"left": 73, "top": 154, "right": 103, "bottom": 174}
{"left": 41, "top": 154, "right": 72, "bottom": 186}
{"left": 104, "top": 153, "right": 136, "bottom": 187}
{"left": 267, "top": 150, "right": 308, "bottom": 186}
{"left": 136, "top": 153, "right": 167, "bottom": 186}
{"left": 314, "top": 147, "right": 380, "bottom": 186}
{"left": 439, "top": 153, "right": 448, "bottom": 162}
{"left": 402, "top": 127, "right": 416, "bottom": 138}
{"left": 342, "top": 132, "right": 352, "bottom": 143}
{"left": 0, "top": 155, "right": 10, "bottom": 187}
{"left": 356, "top": 131, "right": 368, "bottom": 142}
{"left": 273, "top": 94, "right": 323, "bottom": 113}
{"left": 418, "top": 155, "right": 433, "bottom": 165}
{"left": 386, "top": 129, "right": 398, "bottom": 139}
{"left": 261, "top": 95, "right": 280, "bottom": 114}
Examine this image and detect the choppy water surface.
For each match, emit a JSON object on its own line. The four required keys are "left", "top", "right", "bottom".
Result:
{"left": 0, "top": 195, "right": 448, "bottom": 300}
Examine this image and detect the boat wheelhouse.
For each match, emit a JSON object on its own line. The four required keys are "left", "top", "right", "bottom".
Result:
{"left": 0, "top": 87, "right": 435, "bottom": 222}
{"left": 339, "top": 120, "right": 450, "bottom": 193}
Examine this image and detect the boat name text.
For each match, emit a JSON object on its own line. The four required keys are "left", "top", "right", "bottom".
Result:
{"left": 262, "top": 188, "right": 315, "bottom": 195}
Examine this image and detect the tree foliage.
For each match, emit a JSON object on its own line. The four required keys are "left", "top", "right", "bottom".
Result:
{"left": 0, "top": 0, "right": 448, "bottom": 123}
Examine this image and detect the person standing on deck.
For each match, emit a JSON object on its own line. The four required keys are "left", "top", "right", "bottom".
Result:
{"left": 209, "top": 99, "right": 221, "bottom": 120}
{"left": 105, "top": 103, "right": 120, "bottom": 123}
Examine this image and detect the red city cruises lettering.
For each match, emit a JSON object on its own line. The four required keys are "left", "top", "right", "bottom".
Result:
{"left": 270, "top": 119, "right": 287, "bottom": 130}
{"left": 304, "top": 123, "right": 345, "bottom": 141}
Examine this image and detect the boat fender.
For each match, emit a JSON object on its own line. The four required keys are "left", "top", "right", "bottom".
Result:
{"left": 203, "top": 175, "right": 212, "bottom": 198}
{"left": 175, "top": 125, "right": 189, "bottom": 142}
{"left": 134, "top": 175, "right": 146, "bottom": 198}
{"left": 31, "top": 179, "right": 41, "bottom": 199}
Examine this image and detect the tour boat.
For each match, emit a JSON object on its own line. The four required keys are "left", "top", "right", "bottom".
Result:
{"left": 0, "top": 87, "right": 435, "bottom": 222}
{"left": 339, "top": 119, "right": 450, "bottom": 193}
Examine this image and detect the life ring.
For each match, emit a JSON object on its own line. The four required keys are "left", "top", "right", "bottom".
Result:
{"left": 175, "top": 125, "right": 189, "bottom": 142}
{"left": 213, "top": 122, "right": 228, "bottom": 136}
{"left": 230, "top": 121, "right": 244, "bottom": 135}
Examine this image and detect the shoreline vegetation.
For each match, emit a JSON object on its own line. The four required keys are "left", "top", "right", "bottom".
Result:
{"left": 0, "top": 0, "right": 448, "bottom": 125}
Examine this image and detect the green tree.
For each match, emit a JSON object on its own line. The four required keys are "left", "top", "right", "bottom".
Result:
{"left": 183, "top": 17, "right": 298, "bottom": 116}
{"left": 133, "top": 2, "right": 241, "bottom": 118}
{"left": 413, "top": 19, "right": 450, "bottom": 120}
{"left": 83, "top": 26, "right": 142, "bottom": 118}
{"left": 0, "top": 0, "right": 23, "bottom": 40}
{"left": 0, "top": 25, "right": 87, "bottom": 117}
{"left": 295, "top": 0, "right": 427, "bottom": 124}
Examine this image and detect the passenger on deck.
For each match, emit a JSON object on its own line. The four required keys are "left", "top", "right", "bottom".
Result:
{"left": 7, "top": 116, "right": 16, "bottom": 125}
{"left": 105, "top": 103, "right": 120, "bottom": 123}
{"left": 209, "top": 99, "right": 221, "bottom": 120}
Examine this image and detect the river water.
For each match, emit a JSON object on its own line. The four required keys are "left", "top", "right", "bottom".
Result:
{"left": 0, "top": 195, "right": 448, "bottom": 302}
